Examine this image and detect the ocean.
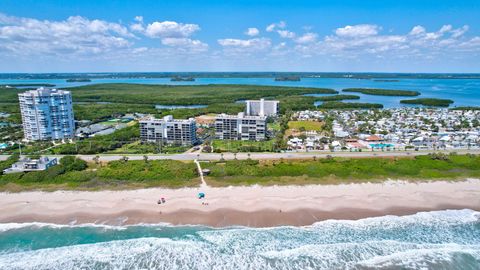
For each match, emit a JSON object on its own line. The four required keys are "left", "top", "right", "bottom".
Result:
{"left": 0, "top": 209, "right": 479, "bottom": 269}
{"left": 1, "top": 77, "right": 480, "bottom": 108}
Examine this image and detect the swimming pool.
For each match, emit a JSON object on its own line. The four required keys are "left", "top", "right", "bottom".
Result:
{"left": 370, "top": 143, "right": 394, "bottom": 148}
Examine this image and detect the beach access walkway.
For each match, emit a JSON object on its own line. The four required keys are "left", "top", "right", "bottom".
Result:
{"left": 194, "top": 159, "right": 207, "bottom": 188}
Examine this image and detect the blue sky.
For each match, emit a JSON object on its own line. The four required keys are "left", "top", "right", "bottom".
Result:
{"left": 1, "top": 0, "right": 480, "bottom": 72}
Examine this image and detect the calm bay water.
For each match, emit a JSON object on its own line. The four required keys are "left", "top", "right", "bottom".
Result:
{"left": 0, "top": 210, "right": 479, "bottom": 269}
{"left": 1, "top": 77, "right": 480, "bottom": 108}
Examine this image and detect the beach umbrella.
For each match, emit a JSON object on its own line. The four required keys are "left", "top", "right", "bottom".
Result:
{"left": 198, "top": 192, "right": 205, "bottom": 199}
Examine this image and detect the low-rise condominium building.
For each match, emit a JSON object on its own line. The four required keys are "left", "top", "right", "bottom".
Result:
{"left": 215, "top": 112, "right": 267, "bottom": 141}
{"left": 139, "top": 115, "right": 197, "bottom": 146}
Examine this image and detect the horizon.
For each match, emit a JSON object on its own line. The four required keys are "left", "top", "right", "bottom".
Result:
{"left": 1, "top": 0, "right": 480, "bottom": 73}
{"left": 2, "top": 71, "right": 480, "bottom": 75}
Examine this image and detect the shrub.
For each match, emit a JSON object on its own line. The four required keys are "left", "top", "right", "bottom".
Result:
{"left": 60, "top": 156, "right": 88, "bottom": 172}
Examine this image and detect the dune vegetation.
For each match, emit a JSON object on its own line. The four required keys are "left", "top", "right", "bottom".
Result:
{"left": 203, "top": 153, "right": 480, "bottom": 186}
{"left": 0, "top": 156, "right": 199, "bottom": 190}
{"left": 1, "top": 153, "right": 479, "bottom": 191}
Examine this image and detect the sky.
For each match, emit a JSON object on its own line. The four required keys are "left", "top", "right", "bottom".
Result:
{"left": 1, "top": 0, "right": 480, "bottom": 73}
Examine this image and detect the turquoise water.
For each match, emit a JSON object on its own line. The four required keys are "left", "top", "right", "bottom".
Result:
{"left": 1, "top": 77, "right": 480, "bottom": 108}
{"left": 370, "top": 143, "right": 394, "bottom": 148}
{"left": 0, "top": 209, "right": 479, "bottom": 269}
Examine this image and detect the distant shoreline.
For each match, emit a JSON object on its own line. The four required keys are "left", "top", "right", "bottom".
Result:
{"left": 2, "top": 72, "right": 480, "bottom": 80}
{"left": 1, "top": 180, "right": 479, "bottom": 227}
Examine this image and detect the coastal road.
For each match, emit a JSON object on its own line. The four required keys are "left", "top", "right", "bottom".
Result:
{"left": 2, "top": 149, "right": 480, "bottom": 162}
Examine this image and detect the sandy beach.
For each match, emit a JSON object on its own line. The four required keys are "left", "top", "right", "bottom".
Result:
{"left": 0, "top": 179, "right": 479, "bottom": 227}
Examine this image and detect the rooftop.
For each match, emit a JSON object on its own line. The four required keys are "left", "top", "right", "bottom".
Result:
{"left": 216, "top": 112, "right": 267, "bottom": 120}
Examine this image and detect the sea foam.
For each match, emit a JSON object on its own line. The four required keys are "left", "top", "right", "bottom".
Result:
{"left": 0, "top": 209, "right": 479, "bottom": 270}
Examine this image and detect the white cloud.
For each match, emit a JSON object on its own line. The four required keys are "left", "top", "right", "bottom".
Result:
{"left": 144, "top": 21, "right": 200, "bottom": 38}
{"left": 451, "top": 25, "right": 469, "bottom": 38}
{"left": 409, "top": 25, "right": 426, "bottom": 36}
{"left": 266, "top": 21, "right": 286, "bottom": 32}
{"left": 130, "top": 23, "right": 145, "bottom": 32}
{"left": 293, "top": 24, "right": 479, "bottom": 60}
{"left": 218, "top": 37, "right": 271, "bottom": 55}
{"left": 216, "top": 23, "right": 479, "bottom": 61}
{"left": 0, "top": 13, "right": 210, "bottom": 59}
{"left": 439, "top": 24, "right": 453, "bottom": 33}
{"left": 161, "top": 37, "right": 208, "bottom": 52}
{"left": 270, "top": 42, "right": 290, "bottom": 56}
{"left": 457, "top": 36, "right": 480, "bottom": 51}
{"left": 277, "top": 30, "right": 295, "bottom": 38}
{"left": 295, "top": 32, "right": 318, "bottom": 44}
{"left": 130, "top": 15, "right": 145, "bottom": 32}
{"left": 335, "top": 24, "right": 379, "bottom": 37}
{"left": 0, "top": 13, "right": 133, "bottom": 56}
{"left": 128, "top": 17, "right": 207, "bottom": 51}
{"left": 218, "top": 38, "right": 270, "bottom": 48}
{"left": 245, "top": 27, "right": 259, "bottom": 36}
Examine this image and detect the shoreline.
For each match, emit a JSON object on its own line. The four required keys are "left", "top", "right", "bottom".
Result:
{"left": 1, "top": 179, "right": 479, "bottom": 227}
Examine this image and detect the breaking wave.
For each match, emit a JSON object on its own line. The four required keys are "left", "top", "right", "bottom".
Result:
{"left": 0, "top": 209, "right": 479, "bottom": 269}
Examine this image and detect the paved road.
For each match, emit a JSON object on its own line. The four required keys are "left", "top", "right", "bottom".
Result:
{"left": 2, "top": 149, "right": 479, "bottom": 162}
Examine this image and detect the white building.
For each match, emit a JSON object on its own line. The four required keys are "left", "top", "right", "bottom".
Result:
{"left": 140, "top": 115, "right": 197, "bottom": 146}
{"left": 3, "top": 157, "right": 57, "bottom": 174}
{"left": 215, "top": 112, "right": 267, "bottom": 141}
{"left": 18, "top": 88, "right": 75, "bottom": 141}
{"left": 245, "top": 99, "right": 279, "bottom": 116}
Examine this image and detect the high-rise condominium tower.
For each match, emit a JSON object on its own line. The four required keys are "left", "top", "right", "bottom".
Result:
{"left": 18, "top": 87, "right": 75, "bottom": 141}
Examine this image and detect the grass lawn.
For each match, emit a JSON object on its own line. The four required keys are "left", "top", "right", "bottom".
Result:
{"left": 268, "top": 122, "right": 281, "bottom": 131}
{"left": 107, "top": 141, "right": 190, "bottom": 154}
{"left": 288, "top": 121, "right": 323, "bottom": 131}
{"left": 212, "top": 139, "right": 276, "bottom": 152}
{"left": 98, "top": 121, "right": 116, "bottom": 126}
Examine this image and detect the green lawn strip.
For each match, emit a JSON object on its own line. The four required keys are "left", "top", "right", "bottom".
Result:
{"left": 212, "top": 139, "right": 276, "bottom": 152}
{"left": 288, "top": 120, "right": 323, "bottom": 131}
